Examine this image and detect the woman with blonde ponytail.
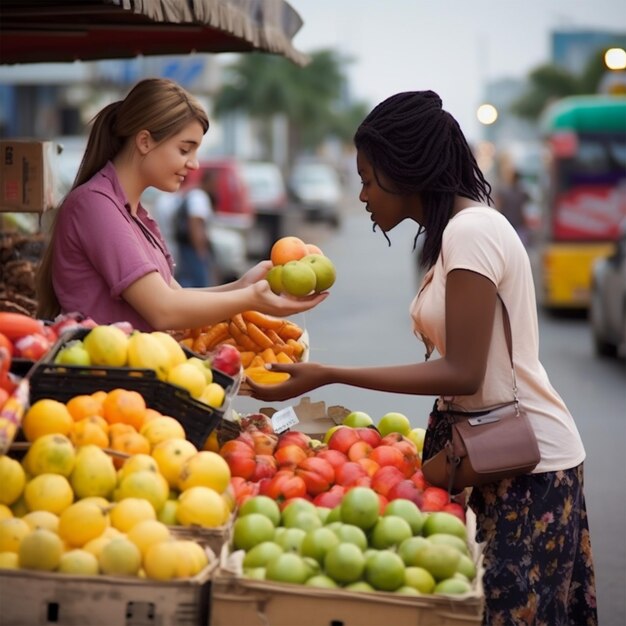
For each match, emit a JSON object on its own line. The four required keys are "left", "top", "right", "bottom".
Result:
{"left": 36, "top": 78, "right": 326, "bottom": 331}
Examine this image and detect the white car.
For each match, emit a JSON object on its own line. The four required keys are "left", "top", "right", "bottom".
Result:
{"left": 289, "top": 162, "right": 342, "bottom": 228}
{"left": 589, "top": 226, "right": 626, "bottom": 359}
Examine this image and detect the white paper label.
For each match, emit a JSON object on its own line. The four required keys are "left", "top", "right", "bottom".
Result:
{"left": 271, "top": 406, "right": 300, "bottom": 434}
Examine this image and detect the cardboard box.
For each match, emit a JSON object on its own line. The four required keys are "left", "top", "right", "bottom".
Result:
{"left": 259, "top": 396, "right": 351, "bottom": 439}
{"left": 0, "top": 558, "right": 216, "bottom": 626}
{"left": 0, "top": 140, "right": 59, "bottom": 212}
{"left": 210, "top": 544, "right": 484, "bottom": 626}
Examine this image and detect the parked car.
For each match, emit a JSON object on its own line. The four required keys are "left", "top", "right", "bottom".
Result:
{"left": 240, "top": 161, "right": 288, "bottom": 258}
{"left": 182, "top": 159, "right": 254, "bottom": 234}
{"left": 143, "top": 188, "right": 248, "bottom": 284}
{"left": 288, "top": 162, "right": 342, "bottom": 227}
{"left": 589, "top": 225, "right": 626, "bottom": 359}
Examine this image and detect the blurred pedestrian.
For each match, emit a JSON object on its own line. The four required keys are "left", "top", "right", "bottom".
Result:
{"left": 36, "top": 78, "right": 327, "bottom": 331}
{"left": 496, "top": 169, "right": 531, "bottom": 246}
{"left": 248, "top": 90, "right": 597, "bottom": 624}
{"left": 172, "top": 169, "right": 217, "bottom": 288}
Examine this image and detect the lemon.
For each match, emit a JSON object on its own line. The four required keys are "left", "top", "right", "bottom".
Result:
{"left": 99, "top": 536, "right": 142, "bottom": 576}
{"left": 24, "top": 473, "right": 74, "bottom": 515}
{"left": 151, "top": 438, "right": 198, "bottom": 488}
{"left": 83, "top": 325, "right": 129, "bottom": 367}
{"left": 143, "top": 540, "right": 179, "bottom": 581}
{"left": 115, "top": 470, "right": 169, "bottom": 513}
{"left": 0, "top": 456, "right": 26, "bottom": 505}
{"left": 118, "top": 454, "right": 159, "bottom": 482}
{"left": 58, "top": 549, "right": 100, "bottom": 575}
{"left": 178, "top": 451, "right": 231, "bottom": 494}
{"left": 198, "top": 382, "right": 226, "bottom": 408}
{"left": 19, "top": 528, "right": 64, "bottom": 571}
{"left": 0, "top": 518, "right": 30, "bottom": 552}
{"left": 23, "top": 433, "right": 76, "bottom": 477}
{"left": 70, "top": 445, "right": 117, "bottom": 499}
{"left": 59, "top": 500, "right": 109, "bottom": 547}
{"left": 140, "top": 416, "right": 186, "bottom": 448}
{"left": 22, "top": 399, "right": 73, "bottom": 442}
{"left": 83, "top": 534, "right": 112, "bottom": 560}
{"left": 151, "top": 332, "right": 187, "bottom": 371}
{"left": 176, "top": 486, "right": 229, "bottom": 528}
{"left": 22, "top": 510, "right": 60, "bottom": 533}
{"left": 109, "top": 498, "right": 155, "bottom": 533}
{"left": 167, "top": 362, "right": 207, "bottom": 399}
{"left": 126, "top": 519, "right": 171, "bottom": 557}
{"left": 0, "top": 552, "right": 19, "bottom": 569}
{"left": 175, "top": 540, "right": 209, "bottom": 577}
{"left": 0, "top": 504, "right": 13, "bottom": 521}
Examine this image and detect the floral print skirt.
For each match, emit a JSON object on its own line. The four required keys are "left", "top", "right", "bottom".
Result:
{"left": 424, "top": 405, "right": 598, "bottom": 625}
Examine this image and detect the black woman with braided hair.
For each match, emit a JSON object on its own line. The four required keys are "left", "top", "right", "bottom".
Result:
{"left": 248, "top": 90, "right": 597, "bottom": 624}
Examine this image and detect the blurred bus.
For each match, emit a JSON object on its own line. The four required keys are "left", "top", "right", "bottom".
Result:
{"left": 537, "top": 95, "right": 626, "bottom": 310}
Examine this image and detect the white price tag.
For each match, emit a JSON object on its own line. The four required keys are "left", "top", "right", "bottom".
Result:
{"left": 271, "top": 406, "right": 300, "bottom": 434}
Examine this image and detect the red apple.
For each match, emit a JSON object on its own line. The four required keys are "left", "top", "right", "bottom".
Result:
{"left": 315, "top": 448, "right": 348, "bottom": 470}
{"left": 295, "top": 468, "right": 330, "bottom": 496}
{"left": 370, "top": 465, "right": 405, "bottom": 498}
{"left": 260, "top": 470, "right": 307, "bottom": 501}
{"left": 211, "top": 343, "right": 242, "bottom": 376}
{"left": 13, "top": 333, "right": 50, "bottom": 361}
{"left": 328, "top": 427, "right": 361, "bottom": 454}
{"left": 250, "top": 454, "right": 278, "bottom": 481}
{"left": 409, "top": 469, "right": 427, "bottom": 491}
{"left": 250, "top": 430, "right": 279, "bottom": 455}
{"left": 222, "top": 452, "right": 256, "bottom": 480}
{"left": 387, "top": 479, "right": 424, "bottom": 508}
{"left": 220, "top": 439, "right": 254, "bottom": 456}
{"left": 356, "top": 457, "right": 380, "bottom": 477}
{"left": 313, "top": 484, "right": 345, "bottom": 508}
{"left": 334, "top": 461, "right": 368, "bottom": 487}
{"left": 297, "top": 457, "right": 335, "bottom": 484}
{"left": 420, "top": 486, "right": 450, "bottom": 512}
{"left": 274, "top": 444, "right": 308, "bottom": 467}
{"left": 355, "top": 427, "right": 382, "bottom": 448}
{"left": 347, "top": 440, "right": 373, "bottom": 461}
{"left": 276, "top": 431, "right": 312, "bottom": 452}
{"left": 442, "top": 502, "right": 466, "bottom": 523}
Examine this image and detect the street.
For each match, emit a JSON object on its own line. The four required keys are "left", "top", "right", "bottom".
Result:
{"left": 235, "top": 194, "right": 626, "bottom": 624}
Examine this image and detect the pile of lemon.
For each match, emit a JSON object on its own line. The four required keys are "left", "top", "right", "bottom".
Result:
{"left": 0, "top": 394, "right": 234, "bottom": 580}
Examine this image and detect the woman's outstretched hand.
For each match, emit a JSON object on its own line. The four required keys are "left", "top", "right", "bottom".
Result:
{"left": 250, "top": 279, "right": 328, "bottom": 317}
{"left": 246, "top": 362, "right": 328, "bottom": 402}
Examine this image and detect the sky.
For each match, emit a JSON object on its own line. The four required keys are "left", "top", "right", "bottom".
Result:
{"left": 287, "top": 0, "right": 626, "bottom": 142}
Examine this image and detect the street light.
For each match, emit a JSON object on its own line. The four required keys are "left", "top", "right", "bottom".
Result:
{"left": 476, "top": 103, "right": 498, "bottom": 126}
{"left": 604, "top": 47, "right": 626, "bottom": 71}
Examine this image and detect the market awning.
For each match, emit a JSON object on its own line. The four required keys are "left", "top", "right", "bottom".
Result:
{"left": 0, "top": 0, "right": 309, "bottom": 66}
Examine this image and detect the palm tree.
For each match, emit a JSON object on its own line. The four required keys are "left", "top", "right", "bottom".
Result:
{"left": 213, "top": 50, "right": 368, "bottom": 166}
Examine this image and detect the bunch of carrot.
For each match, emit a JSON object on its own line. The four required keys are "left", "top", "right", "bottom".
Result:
{"left": 180, "top": 311, "right": 305, "bottom": 367}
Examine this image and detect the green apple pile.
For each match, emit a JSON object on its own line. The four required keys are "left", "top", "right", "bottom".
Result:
{"left": 231, "top": 488, "right": 476, "bottom": 596}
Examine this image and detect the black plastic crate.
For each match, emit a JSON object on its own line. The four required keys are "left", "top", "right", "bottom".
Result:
{"left": 29, "top": 328, "right": 237, "bottom": 450}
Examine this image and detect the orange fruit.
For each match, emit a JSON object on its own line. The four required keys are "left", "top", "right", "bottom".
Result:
{"left": 109, "top": 431, "right": 151, "bottom": 468}
{"left": 270, "top": 236, "right": 308, "bottom": 266}
{"left": 143, "top": 408, "right": 163, "bottom": 424}
{"left": 70, "top": 417, "right": 109, "bottom": 448}
{"left": 66, "top": 395, "right": 104, "bottom": 421}
{"left": 102, "top": 389, "right": 147, "bottom": 430}
{"left": 305, "top": 243, "right": 324, "bottom": 255}
{"left": 202, "top": 430, "right": 219, "bottom": 453}
{"left": 22, "top": 399, "right": 73, "bottom": 442}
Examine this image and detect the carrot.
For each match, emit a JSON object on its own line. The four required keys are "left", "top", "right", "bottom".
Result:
{"left": 276, "top": 351, "right": 294, "bottom": 364}
{"left": 241, "top": 310, "right": 285, "bottom": 331}
{"left": 231, "top": 313, "right": 248, "bottom": 335}
{"left": 246, "top": 322, "right": 274, "bottom": 350}
{"left": 260, "top": 348, "right": 278, "bottom": 364}
{"left": 203, "top": 321, "right": 231, "bottom": 350}
{"left": 229, "top": 322, "right": 260, "bottom": 352}
{"left": 180, "top": 337, "right": 195, "bottom": 350}
{"left": 239, "top": 351, "right": 256, "bottom": 368}
{"left": 266, "top": 329, "right": 286, "bottom": 346}
{"left": 286, "top": 338, "right": 305, "bottom": 358}
{"left": 192, "top": 335, "right": 210, "bottom": 355}
{"left": 277, "top": 322, "right": 303, "bottom": 341}
{"left": 0, "top": 312, "right": 42, "bottom": 341}
{"left": 248, "top": 355, "right": 266, "bottom": 368}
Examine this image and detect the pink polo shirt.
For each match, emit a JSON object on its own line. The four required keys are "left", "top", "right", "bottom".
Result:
{"left": 52, "top": 162, "right": 174, "bottom": 331}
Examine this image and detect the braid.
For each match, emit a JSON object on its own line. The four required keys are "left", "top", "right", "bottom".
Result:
{"left": 354, "top": 91, "right": 492, "bottom": 269}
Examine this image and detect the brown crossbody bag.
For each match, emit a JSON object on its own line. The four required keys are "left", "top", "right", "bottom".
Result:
{"left": 421, "top": 296, "right": 541, "bottom": 494}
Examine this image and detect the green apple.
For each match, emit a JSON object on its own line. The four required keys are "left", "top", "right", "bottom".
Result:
{"left": 280, "top": 260, "right": 317, "bottom": 297}
{"left": 54, "top": 340, "right": 91, "bottom": 366}
{"left": 300, "top": 254, "right": 336, "bottom": 292}
{"left": 377, "top": 412, "right": 411, "bottom": 436}
{"left": 342, "top": 411, "right": 373, "bottom": 428}
{"left": 266, "top": 265, "right": 284, "bottom": 295}
{"left": 407, "top": 427, "right": 426, "bottom": 453}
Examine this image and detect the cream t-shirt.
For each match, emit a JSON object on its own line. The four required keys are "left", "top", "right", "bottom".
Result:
{"left": 411, "top": 206, "right": 585, "bottom": 473}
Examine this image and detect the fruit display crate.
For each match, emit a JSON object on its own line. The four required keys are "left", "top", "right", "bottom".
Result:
{"left": 29, "top": 328, "right": 238, "bottom": 450}
{"left": 0, "top": 556, "right": 217, "bottom": 626}
{"left": 211, "top": 549, "right": 484, "bottom": 626}
{"left": 169, "top": 511, "right": 236, "bottom": 560}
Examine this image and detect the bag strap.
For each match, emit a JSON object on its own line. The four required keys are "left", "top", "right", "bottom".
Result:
{"left": 498, "top": 294, "right": 520, "bottom": 406}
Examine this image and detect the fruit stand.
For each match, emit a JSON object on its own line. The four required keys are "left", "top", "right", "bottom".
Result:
{"left": 0, "top": 4, "right": 484, "bottom": 624}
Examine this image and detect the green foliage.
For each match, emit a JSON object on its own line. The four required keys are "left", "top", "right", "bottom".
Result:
{"left": 213, "top": 50, "right": 369, "bottom": 158}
